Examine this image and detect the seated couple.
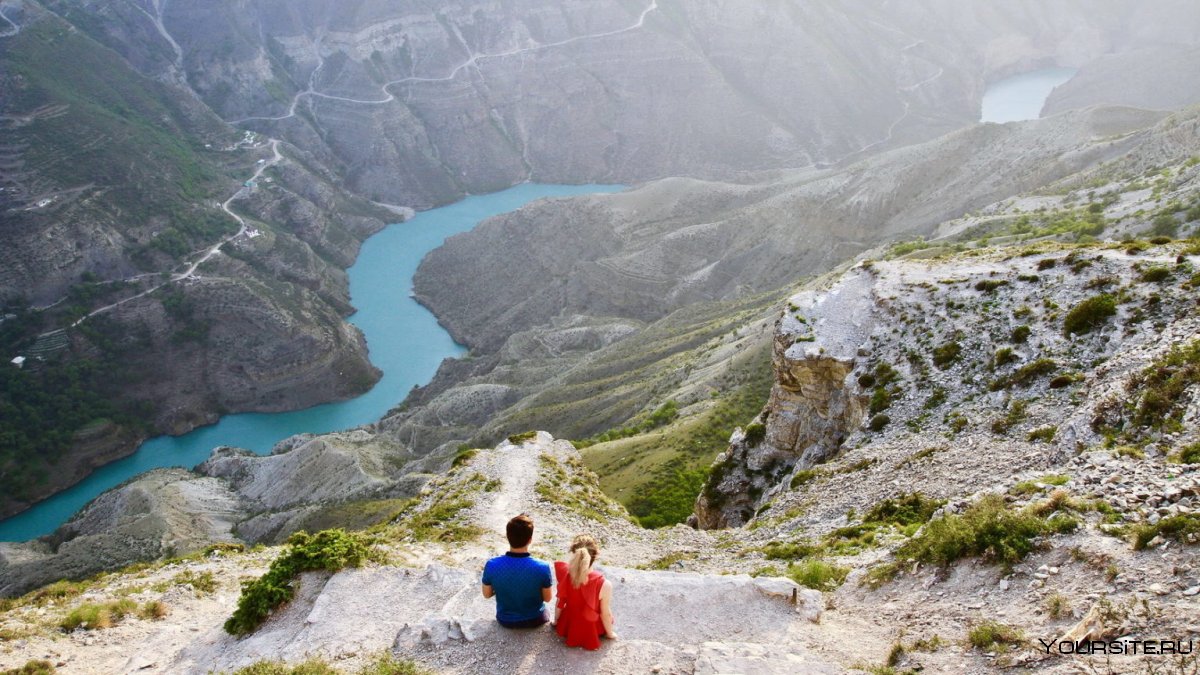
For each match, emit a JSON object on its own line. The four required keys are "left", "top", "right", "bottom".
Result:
{"left": 481, "top": 514, "right": 618, "bottom": 650}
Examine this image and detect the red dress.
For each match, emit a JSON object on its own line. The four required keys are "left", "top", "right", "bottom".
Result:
{"left": 554, "top": 560, "right": 606, "bottom": 650}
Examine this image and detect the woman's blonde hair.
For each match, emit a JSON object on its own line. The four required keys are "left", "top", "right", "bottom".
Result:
{"left": 567, "top": 534, "right": 600, "bottom": 588}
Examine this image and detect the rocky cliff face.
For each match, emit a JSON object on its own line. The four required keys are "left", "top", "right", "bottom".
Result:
{"left": 694, "top": 119, "right": 1200, "bottom": 528}
{"left": 693, "top": 272, "right": 875, "bottom": 529}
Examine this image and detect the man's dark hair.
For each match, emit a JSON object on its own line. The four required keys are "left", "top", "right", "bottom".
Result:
{"left": 506, "top": 514, "right": 534, "bottom": 548}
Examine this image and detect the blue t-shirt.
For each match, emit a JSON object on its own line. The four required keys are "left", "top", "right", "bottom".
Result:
{"left": 482, "top": 552, "right": 552, "bottom": 623}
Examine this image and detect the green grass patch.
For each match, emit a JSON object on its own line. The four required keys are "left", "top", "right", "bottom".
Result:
{"left": 785, "top": 559, "right": 849, "bottom": 591}
{"left": 60, "top": 598, "right": 138, "bottom": 631}
{"left": 967, "top": 621, "right": 1025, "bottom": 652}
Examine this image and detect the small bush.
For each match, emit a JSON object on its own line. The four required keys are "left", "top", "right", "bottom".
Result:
{"left": 894, "top": 495, "right": 1058, "bottom": 567}
{"left": 1127, "top": 340, "right": 1200, "bottom": 433}
{"left": 172, "top": 570, "right": 217, "bottom": 595}
{"left": 991, "top": 347, "right": 1016, "bottom": 369}
{"left": 1140, "top": 266, "right": 1172, "bottom": 282}
{"left": 1130, "top": 514, "right": 1200, "bottom": 550}
{"left": 506, "top": 431, "right": 537, "bottom": 445}
{"left": 139, "top": 600, "right": 169, "bottom": 620}
{"left": 868, "top": 414, "right": 891, "bottom": 432}
{"left": 974, "top": 279, "right": 1009, "bottom": 293}
{"left": 1010, "top": 325, "right": 1032, "bottom": 344}
{"left": 786, "top": 559, "right": 849, "bottom": 591}
{"left": 1, "top": 662, "right": 56, "bottom": 675}
{"left": 1027, "top": 426, "right": 1057, "bottom": 443}
{"left": 761, "top": 540, "right": 820, "bottom": 560}
{"left": 863, "top": 493, "right": 944, "bottom": 527}
{"left": 60, "top": 599, "right": 137, "bottom": 631}
{"left": 743, "top": 423, "right": 766, "bottom": 447}
{"left": 790, "top": 469, "right": 821, "bottom": 489}
{"left": 990, "top": 359, "right": 1057, "bottom": 391}
{"left": 231, "top": 660, "right": 341, "bottom": 675}
{"left": 1036, "top": 259, "right": 1058, "bottom": 271}
{"left": 931, "top": 341, "right": 962, "bottom": 369}
{"left": 1174, "top": 443, "right": 1200, "bottom": 464}
{"left": 1046, "top": 591, "right": 1070, "bottom": 619}
{"left": 225, "top": 530, "right": 376, "bottom": 636}
{"left": 1048, "top": 373, "right": 1080, "bottom": 389}
{"left": 1063, "top": 294, "right": 1117, "bottom": 336}
{"left": 968, "top": 621, "right": 1024, "bottom": 651}
{"left": 869, "top": 387, "right": 892, "bottom": 415}
{"left": 450, "top": 445, "right": 477, "bottom": 468}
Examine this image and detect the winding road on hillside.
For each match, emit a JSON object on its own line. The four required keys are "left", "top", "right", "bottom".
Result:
{"left": 0, "top": 4, "right": 20, "bottom": 38}
{"left": 68, "top": 140, "right": 282, "bottom": 327}
{"left": 234, "top": 0, "right": 659, "bottom": 123}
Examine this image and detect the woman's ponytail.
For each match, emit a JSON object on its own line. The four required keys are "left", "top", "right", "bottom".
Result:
{"left": 567, "top": 534, "right": 600, "bottom": 588}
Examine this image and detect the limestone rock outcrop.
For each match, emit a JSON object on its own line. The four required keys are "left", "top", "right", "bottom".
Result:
{"left": 693, "top": 270, "right": 875, "bottom": 529}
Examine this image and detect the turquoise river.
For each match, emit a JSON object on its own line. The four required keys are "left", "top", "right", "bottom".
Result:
{"left": 0, "top": 183, "right": 625, "bottom": 542}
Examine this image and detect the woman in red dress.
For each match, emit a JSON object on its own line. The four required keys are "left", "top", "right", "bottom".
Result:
{"left": 553, "top": 534, "right": 618, "bottom": 649}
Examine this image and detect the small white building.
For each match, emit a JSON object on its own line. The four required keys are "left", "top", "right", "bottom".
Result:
{"left": 11, "top": 356, "right": 26, "bottom": 368}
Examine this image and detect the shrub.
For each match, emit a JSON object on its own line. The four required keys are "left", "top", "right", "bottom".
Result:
{"left": 225, "top": 530, "right": 376, "bottom": 636}
{"left": 1063, "top": 294, "right": 1117, "bottom": 336}
{"left": 974, "top": 279, "right": 1009, "bottom": 293}
{"left": 506, "top": 431, "right": 537, "bottom": 444}
{"left": 1130, "top": 514, "right": 1200, "bottom": 550}
{"left": 762, "top": 540, "right": 820, "bottom": 560}
{"left": 1140, "top": 266, "right": 1172, "bottom": 282}
{"left": 450, "top": 445, "right": 477, "bottom": 468}
{"left": 1174, "top": 443, "right": 1200, "bottom": 464}
{"left": 894, "top": 495, "right": 1058, "bottom": 566}
{"left": 990, "top": 359, "right": 1057, "bottom": 391}
{"left": 868, "top": 414, "right": 891, "bottom": 432}
{"left": 1, "top": 662, "right": 56, "bottom": 675}
{"left": 967, "top": 621, "right": 1025, "bottom": 651}
{"left": 60, "top": 599, "right": 137, "bottom": 631}
{"left": 786, "top": 559, "right": 849, "bottom": 591}
{"left": 869, "top": 388, "right": 892, "bottom": 415}
{"left": 863, "top": 493, "right": 944, "bottom": 527}
{"left": 139, "top": 601, "right": 169, "bottom": 620}
{"left": 790, "top": 469, "right": 821, "bottom": 489}
{"left": 1010, "top": 325, "right": 1032, "bottom": 344}
{"left": 1027, "top": 426, "right": 1057, "bottom": 443}
{"left": 991, "top": 347, "right": 1016, "bottom": 369}
{"left": 743, "top": 423, "right": 766, "bottom": 447}
{"left": 231, "top": 660, "right": 341, "bottom": 675}
{"left": 1127, "top": 340, "right": 1200, "bottom": 433}
{"left": 172, "top": 570, "right": 217, "bottom": 595}
{"left": 1048, "top": 373, "right": 1079, "bottom": 389}
{"left": 1037, "top": 259, "right": 1057, "bottom": 271}
{"left": 931, "top": 341, "right": 962, "bottom": 369}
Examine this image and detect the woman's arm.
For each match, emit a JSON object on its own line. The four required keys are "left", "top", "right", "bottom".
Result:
{"left": 599, "top": 579, "right": 617, "bottom": 639}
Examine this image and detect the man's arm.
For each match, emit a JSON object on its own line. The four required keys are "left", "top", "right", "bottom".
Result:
{"left": 481, "top": 561, "right": 495, "bottom": 599}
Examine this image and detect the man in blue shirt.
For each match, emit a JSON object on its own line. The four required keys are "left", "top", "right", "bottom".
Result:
{"left": 482, "top": 514, "right": 553, "bottom": 628}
